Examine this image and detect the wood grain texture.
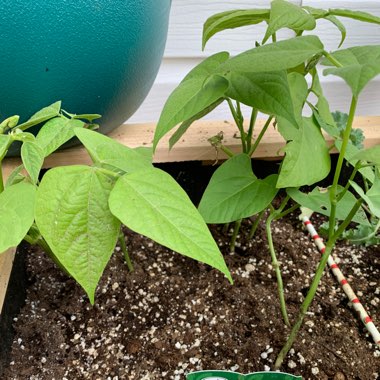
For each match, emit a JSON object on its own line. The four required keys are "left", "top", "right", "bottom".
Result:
{"left": 0, "top": 248, "right": 16, "bottom": 315}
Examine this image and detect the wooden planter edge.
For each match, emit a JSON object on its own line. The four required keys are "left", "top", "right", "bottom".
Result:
{"left": 1, "top": 116, "right": 380, "bottom": 314}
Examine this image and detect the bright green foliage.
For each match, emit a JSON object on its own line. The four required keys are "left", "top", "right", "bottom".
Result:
{"left": 21, "top": 141, "right": 44, "bottom": 184}
{"left": 329, "top": 8, "right": 380, "bottom": 24}
{"left": 287, "top": 187, "right": 370, "bottom": 225}
{"left": 218, "top": 36, "right": 324, "bottom": 73}
{"left": 35, "top": 166, "right": 121, "bottom": 303}
{"left": 263, "top": 0, "right": 316, "bottom": 43}
{"left": 36, "top": 117, "right": 84, "bottom": 157}
{"left": 198, "top": 154, "right": 278, "bottom": 223}
{"left": 203, "top": 9, "right": 270, "bottom": 49}
{"left": 17, "top": 101, "right": 61, "bottom": 131}
{"left": 325, "top": 15, "right": 346, "bottom": 48}
{"left": 75, "top": 128, "right": 152, "bottom": 173}
{"left": 108, "top": 168, "right": 232, "bottom": 282}
{"left": 323, "top": 45, "right": 380, "bottom": 97}
{"left": 353, "top": 145, "right": 380, "bottom": 166}
{"left": 0, "top": 135, "right": 11, "bottom": 158}
{"left": 277, "top": 117, "right": 330, "bottom": 188}
{"left": 154, "top": 73, "right": 229, "bottom": 149}
{"left": 5, "top": 165, "right": 25, "bottom": 188}
{"left": 226, "top": 71, "right": 297, "bottom": 125}
{"left": 351, "top": 176, "right": 380, "bottom": 218}
{"left": 0, "top": 182, "right": 36, "bottom": 253}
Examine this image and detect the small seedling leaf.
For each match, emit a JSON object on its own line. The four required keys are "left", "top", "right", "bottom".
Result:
{"left": 109, "top": 168, "right": 232, "bottom": 283}
{"left": 75, "top": 128, "right": 152, "bottom": 173}
{"left": 277, "top": 117, "right": 330, "bottom": 188}
{"left": 198, "top": 154, "right": 279, "bottom": 223}
{"left": 203, "top": 9, "right": 270, "bottom": 49}
{"left": 263, "top": 0, "right": 316, "bottom": 43}
{"left": 35, "top": 166, "right": 121, "bottom": 303}
{"left": 36, "top": 117, "right": 84, "bottom": 157}
{"left": 287, "top": 186, "right": 370, "bottom": 225}
{"left": 21, "top": 141, "right": 44, "bottom": 184}
{"left": 0, "top": 182, "right": 36, "bottom": 253}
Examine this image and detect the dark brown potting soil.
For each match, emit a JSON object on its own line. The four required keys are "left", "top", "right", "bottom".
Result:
{"left": 2, "top": 162, "right": 380, "bottom": 379}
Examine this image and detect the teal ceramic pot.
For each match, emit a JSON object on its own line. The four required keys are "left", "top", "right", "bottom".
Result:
{"left": 1, "top": 0, "right": 171, "bottom": 155}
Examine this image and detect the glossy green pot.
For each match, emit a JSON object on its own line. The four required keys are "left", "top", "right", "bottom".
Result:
{"left": 0, "top": 0, "right": 171, "bottom": 155}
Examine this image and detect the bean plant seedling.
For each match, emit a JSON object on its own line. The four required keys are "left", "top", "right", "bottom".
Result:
{"left": 153, "top": 0, "right": 380, "bottom": 368}
{"left": 0, "top": 101, "right": 232, "bottom": 304}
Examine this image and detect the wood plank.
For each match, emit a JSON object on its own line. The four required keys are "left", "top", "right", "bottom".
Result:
{"left": 0, "top": 248, "right": 16, "bottom": 315}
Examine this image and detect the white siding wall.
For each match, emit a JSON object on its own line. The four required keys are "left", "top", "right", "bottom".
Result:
{"left": 129, "top": 0, "right": 380, "bottom": 123}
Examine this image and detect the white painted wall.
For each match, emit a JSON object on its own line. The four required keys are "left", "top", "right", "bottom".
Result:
{"left": 129, "top": 0, "right": 380, "bottom": 123}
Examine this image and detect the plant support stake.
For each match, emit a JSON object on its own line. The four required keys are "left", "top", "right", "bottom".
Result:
{"left": 301, "top": 214, "right": 380, "bottom": 348}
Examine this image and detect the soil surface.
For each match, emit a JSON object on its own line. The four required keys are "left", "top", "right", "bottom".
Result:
{"left": 3, "top": 162, "right": 380, "bottom": 380}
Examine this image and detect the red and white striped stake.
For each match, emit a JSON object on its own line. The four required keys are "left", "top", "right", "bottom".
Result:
{"left": 300, "top": 214, "right": 380, "bottom": 348}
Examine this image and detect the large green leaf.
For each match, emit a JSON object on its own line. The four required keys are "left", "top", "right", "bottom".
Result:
{"left": 263, "top": 0, "right": 316, "bottom": 43}
{"left": 75, "top": 128, "right": 152, "bottom": 173}
{"left": 226, "top": 71, "right": 297, "bottom": 125}
{"left": 203, "top": 9, "right": 270, "bottom": 49}
{"left": 0, "top": 182, "right": 36, "bottom": 253}
{"left": 323, "top": 45, "right": 380, "bottom": 97}
{"left": 108, "top": 168, "right": 232, "bottom": 282}
{"left": 154, "top": 74, "right": 229, "bottom": 148}
{"left": 218, "top": 36, "right": 324, "bottom": 73}
{"left": 17, "top": 101, "right": 61, "bottom": 131}
{"left": 350, "top": 178, "right": 380, "bottom": 218}
{"left": 35, "top": 166, "right": 121, "bottom": 303}
{"left": 277, "top": 117, "right": 330, "bottom": 188}
{"left": 329, "top": 8, "right": 380, "bottom": 24}
{"left": 353, "top": 145, "right": 380, "bottom": 166}
{"left": 21, "top": 141, "right": 44, "bottom": 184}
{"left": 287, "top": 187, "right": 370, "bottom": 225}
{"left": 0, "top": 135, "right": 11, "bottom": 158}
{"left": 36, "top": 117, "right": 84, "bottom": 156}
{"left": 198, "top": 154, "right": 279, "bottom": 223}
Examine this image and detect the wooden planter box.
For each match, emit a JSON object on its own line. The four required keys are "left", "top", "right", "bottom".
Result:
{"left": 1, "top": 115, "right": 379, "bottom": 314}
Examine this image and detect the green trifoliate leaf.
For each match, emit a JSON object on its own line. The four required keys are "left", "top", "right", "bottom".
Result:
{"left": 75, "top": 128, "right": 152, "bottom": 173}
{"left": 0, "top": 135, "right": 11, "bottom": 158}
{"left": 198, "top": 154, "right": 279, "bottom": 224}
{"left": 21, "top": 141, "right": 44, "bottom": 184}
{"left": 36, "top": 117, "right": 84, "bottom": 156}
{"left": 154, "top": 74, "right": 229, "bottom": 149}
{"left": 0, "top": 182, "right": 36, "bottom": 253}
{"left": 263, "top": 0, "right": 316, "bottom": 44}
{"left": 350, "top": 176, "right": 380, "bottom": 218}
{"left": 218, "top": 36, "right": 324, "bottom": 73}
{"left": 323, "top": 45, "right": 380, "bottom": 97}
{"left": 277, "top": 117, "right": 330, "bottom": 188}
{"left": 108, "top": 168, "right": 232, "bottom": 283}
{"left": 352, "top": 145, "right": 380, "bottom": 166}
{"left": 16, "top": 101, "right": 61, "bottom": 131}
{"left": 203, "top": 9, "right": 270, "bottom": 49}
{"left": 226, "top": 71, "right": 297, "bottom": 125}
{"left": 329, "top": 8, "right": 380, "bottom": 25}
{"left": 35, "top": 166, "right": 121, "bottom": 303}
{"left": 287, "top": 186, "right": 370, "bottom": 226}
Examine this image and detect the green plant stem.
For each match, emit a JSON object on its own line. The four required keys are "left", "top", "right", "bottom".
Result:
{"left": 119, "top": 231, "right": 133, "bottom": 272}
{"left": 222, "top": 223, "right": 230, "bottom": 235}
{"left": 275, "top": 203, "right": 300, "bottom": 220}
{"left": 266, "top": 211, "right": 290, "bottom": 327}
{"left": 230, "top": 219, "right": 242, "bottom": 252}
{"left": 328, "top": 96, "right": 358, "bottom": 239}
{"left": 248, "top": 116, "right": 273, "bottom": 156}
{"left": 219, "top": 145, "right": 235, "bottom": 158}
{"left": 248, "top": 209, "right": 264, "bottom": 239}
{"left": 337, "top": 162, "right": 360, "bottom": 202}
{"left": 323, "top": 50, "right": 344, "bottom": 68}
{"left": 246, "top": 109, "right": 258, "bottom": 153}
{"left": 275, "top": 198, "right": 363, "bottom": 369}
{"left": 227, "top": 98, "right": 246, "bottom": 153}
